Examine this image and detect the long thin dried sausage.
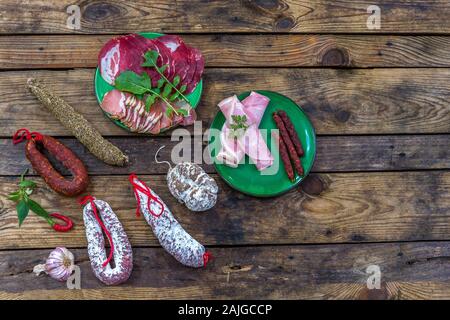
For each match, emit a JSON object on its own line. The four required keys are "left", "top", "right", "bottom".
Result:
{"left": 272, "top": 113, "right": 304, "bottom": 176}
{"left": 272, "top": 131, "right": 294, "bottom": 181}
{"left": 81, "top": 196, "right": 133, "bottom": 285}
{"left": 129, "top": 174, "right": 212, "bottom": 268}
{"left": 277, "top": 110, "right": 304, "bottom": 157}
{"left": 13, "top": 128, "right": 89, "bottom": 196}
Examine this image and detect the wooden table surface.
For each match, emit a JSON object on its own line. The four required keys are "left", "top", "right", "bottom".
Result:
{"left": 1, "top": 0, "right": 450, "bottom": 300}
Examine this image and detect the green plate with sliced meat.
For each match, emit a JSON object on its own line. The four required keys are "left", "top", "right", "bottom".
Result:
{"left": 208, "top": 91, "right": 316, "bottom": 197}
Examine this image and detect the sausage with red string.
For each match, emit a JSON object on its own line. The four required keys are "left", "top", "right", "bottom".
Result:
{"left": 129, "top": 174, "right": 211, "bottom": 268}
{"left": 82, "top": 198, "right": 133, "bottom": 285}
{"left": 272, "top": 113, "right": 304, "bottom": 176}
{"left": 24, "top": 134, "right": 89, "bottom": 196}
{"left": 277, "top": 110, "right": 304, "bottom": 157}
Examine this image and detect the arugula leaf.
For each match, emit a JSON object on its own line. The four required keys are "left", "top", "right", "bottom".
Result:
{"left": 162, "top": 83, "right": 172, "bottom": 98}
{"left": 173, "top": 75, "right": 180, "bottom": 87}
{"left": 26, "top": 199, "right": 51, "bottom": 219}
{"left": 169, "top": 91, "right": 180, "bottom": 102}
{"left": 115, "top": 71, "right": 151, "bottom": 95}
{"left": 142, "top": 50, "right": 159, "bottom": 66}
{"left": 165, "top": 108, "right": 174, "bottom": 117}
{"left": 145, "top": 94, "right": 157, "bottom": 111}
{"left": 16, "top": 200, "right": 29, "bottom": 226}
{"left": 179, "top": 84, "right": 187, "bottom": 93}
{"left": 156, "top": 78, "right": 165, "bottom": 89}
{"left": 159, "top": 64, "right": 168, "bottom": 73}
{"left": 177, "top": 109, "right": 189, "bottom": 116}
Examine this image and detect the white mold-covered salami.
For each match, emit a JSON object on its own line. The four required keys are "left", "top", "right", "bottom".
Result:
{"left": 167, "top": 162, "right": 218, "bottom": 212}
{"left": 129, "top": 174, "right": 211, "bottom": 268}
{"left": 82, "top": 196, "right": 133, "bottom": 285}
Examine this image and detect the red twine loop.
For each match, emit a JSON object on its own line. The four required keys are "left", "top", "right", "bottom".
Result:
{"left": 129, "top": 173, "right": 164, "bottom": 218}
{"left": 12, "top": 128, "right": 43, "bottom": 145}
{"left": 203, "top": 252, "right": 212, "bottom": 267}
{"left": 50, "top": 213, "right": 74, "bottom": 232}
{"left": 79, "top": 195, "right": 114, "bottom": 268}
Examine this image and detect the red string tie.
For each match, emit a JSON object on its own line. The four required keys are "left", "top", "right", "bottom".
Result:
{"left": 12, "top": 128, "right": 43, "bottom": 145}
{"left": 203, "top": 252, "right": 212, "bottom": 267}
{"left": 128, "top": 173, "right": 164, "bottom": 218}
{"left": 79, "top": 195, "right": 114, "bottom": 268}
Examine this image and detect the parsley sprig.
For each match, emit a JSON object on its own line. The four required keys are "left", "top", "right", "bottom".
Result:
{"left": 229, "top": 115, "right": 249, "bottom": 139}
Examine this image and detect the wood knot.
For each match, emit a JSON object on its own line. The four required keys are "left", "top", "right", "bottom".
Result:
{"left": 275, "top": 16, "right": 295, "bottom": 31}
{"left": 251, "top": 0, "right": 280, "bottom": 9}
{"left": 319, "top": 47, "right": 351, "bottom": 67}
{"left": 83, "top": 2, "right": 122, "bottom": 21}
{"left": 300, "top": 174, "right": 325, "bottom": 196}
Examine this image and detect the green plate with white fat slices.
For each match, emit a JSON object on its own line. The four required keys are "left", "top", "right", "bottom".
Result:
{"left": 208, "top": 91, "right": 316, "bottom": 197}
{"left": 94, "top": 32, "right": 203, "bottom": 133}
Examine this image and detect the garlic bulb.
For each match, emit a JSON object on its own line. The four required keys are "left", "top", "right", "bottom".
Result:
{"left": 33, "top": 247, "right": 75, "bottom": 281}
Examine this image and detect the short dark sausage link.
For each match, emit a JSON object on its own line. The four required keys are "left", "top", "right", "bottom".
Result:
{"left": 14, "top": 129, "right": 89, "bottom": 196}
{"left": 277, "top": 110, "right": 304, "bottom": 157}
{"left": 273, "top": 113, "right": 304, "bottom": 176}
{"left": 272, "top": 131, "right": 294, "bottom": 181}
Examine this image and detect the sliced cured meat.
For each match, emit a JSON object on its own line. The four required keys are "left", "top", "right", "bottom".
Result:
{"left": 98, "top": 34, "right": 204, "bottom": 94}
{"left": 216, "top": 92, "right": 273, "bottom": 170}
{"left": 100, "top": 89, "right": 126, "bottom": 119}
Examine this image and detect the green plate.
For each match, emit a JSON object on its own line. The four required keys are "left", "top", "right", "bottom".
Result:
{"left": 208, "top": 91, "right": 316, "bottom": 197}
{"left": 94, "top": 32, "right": 203, "bottom": 133}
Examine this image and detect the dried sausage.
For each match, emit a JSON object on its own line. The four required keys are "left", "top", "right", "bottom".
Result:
{"left": 81, "top": 196, "right": 133, "bottom": 285}
{"left": 272, "top": 113, "right": 304, "bottom": 176}
{"left": 13, "top": 128, "right": 89, "bottom": 196}
{"left": 129, "top": 174, "right": 212, "bottom": 268}
{"left": 277, "top": 110, "right": 304, "bottom": 157}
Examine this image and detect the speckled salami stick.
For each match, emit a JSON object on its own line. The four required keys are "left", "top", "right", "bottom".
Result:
{"left": 129, "top": 173, "right": 212, "bottom": 268}
{"left": 80, "top": 196, "right": 133, "bottom": 285}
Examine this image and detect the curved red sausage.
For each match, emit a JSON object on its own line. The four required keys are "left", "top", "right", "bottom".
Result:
{"left": 24, "top": 135, "right": 89, "bottom": 196}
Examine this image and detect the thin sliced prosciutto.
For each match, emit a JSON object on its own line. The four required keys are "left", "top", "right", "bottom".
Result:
{"left": 216, "top": 92, "right": 273, "bottom": 171}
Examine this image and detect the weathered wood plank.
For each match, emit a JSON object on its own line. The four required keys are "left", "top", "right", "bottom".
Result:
{"left": 3, "top": 35, "right": 450, "bottom": 68}
{"left": 1, "top": 1, "right": 450, "bottom": 34}
{"left": 0, "top": 172, "right": 449, "bottom": 249}
{"left": 2, "top": 242, "right": 450, "bottom": 299}
{"left": 1, "top": 135, "right": 449, "bottom": 176}
{"left": 1, "top": 68, "right": 449, "bottom": 136}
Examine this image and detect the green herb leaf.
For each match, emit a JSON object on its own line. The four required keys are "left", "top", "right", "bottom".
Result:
{"left": 177, "top": 109, "right": 189, "bottom": 116}
{"left": 157, "top": 78, "right": 165, "bottom": 89}
{"left": 169, "top": 91, "right": 180, "bottom": 101}
{"left": 115, "top": 71, "right": 151, "bottom": 95}
{"left": 179, "top": 84, "right": 187, "bottom": 93}
{"left": 159, "top": 64, "right": 168, "bottom": 73}
{"left": 229, "top": 115, "right": 249, "bottom": 139}
{"left": 162, "top": 83, "right": 172, "bottom": 98}
{"left": 142, "top": 50, "right": 159, "bottom": 67}
{"left": 26, "top": 199, "right": 51, "bottom": 219}
{"left": 8, "top": 191, "right": 21, "bottom": 201}
{"left": 165, "top": 107, "right": 174, "bottom": 117}
{"left": 19, "top": 180, "right": 36, "bottom": 189}
{"left": 173, "top": 75, "right": 180, "bottom": 87}
{"left": 145, "top": 94, "right": 157, "bottom": 112}
{"left": 16, "top": 200, "right": 29, "bottom": 226}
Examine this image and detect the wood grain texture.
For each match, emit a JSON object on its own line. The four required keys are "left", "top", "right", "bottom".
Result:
{"left": 2, "top": 242, "right": 450, "bottom": 299}
{"left": 1, "top": 135, "right": 449, "bottom": 176}
{"left": 1, "top": 68, "right": 450, "bottom": 136}
{"left": 4, "top": 35, "right": 450, "bottom": 68}
{"left": 0, "top": 172, "right": 449, "bottom": 249}
{"left": 1, "top": 1, "right": 450, "bottom": 34}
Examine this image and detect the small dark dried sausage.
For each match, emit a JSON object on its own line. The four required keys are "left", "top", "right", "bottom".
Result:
{"left": 273, "top": 113, "right": 304, "bottom": 176}
{"left": 272, "top": 131, "right": 294, "bottom": 181}
{"left": 277, "top": 110, "right": 304, "bottom": 157}
{"left": 13, "top": 128, "right": 89, "bottom": 196}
